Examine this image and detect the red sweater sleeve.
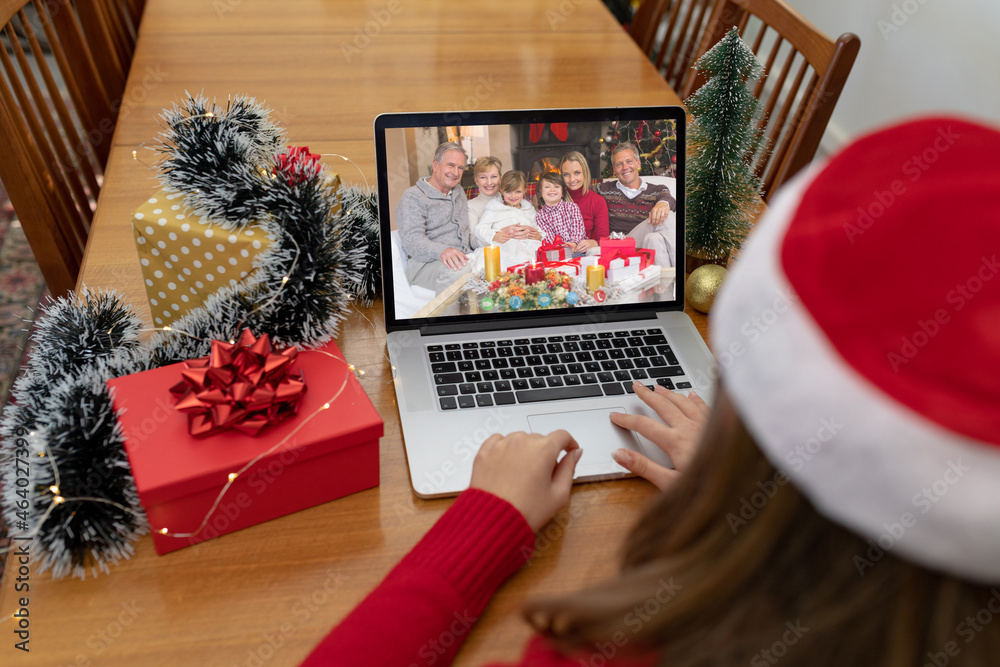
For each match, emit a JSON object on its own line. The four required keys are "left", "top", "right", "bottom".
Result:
{"left": 589, "top": 191, "right": 610, "bottom": 240}
{"left": 300, "top": 489, "right": 536, "bottom": 667}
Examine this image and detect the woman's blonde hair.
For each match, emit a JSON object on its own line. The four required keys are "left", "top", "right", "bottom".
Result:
{"left": 474, "top": 156, "right": 503, "bottom": 177}
{"left": 559, "top": 151, "right": 592, "bottom": 194}
{"left": 525, "top": 387, "right": 1000, "bottom": 666}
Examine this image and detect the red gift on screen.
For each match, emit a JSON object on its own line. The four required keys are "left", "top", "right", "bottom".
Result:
{"left": 635, "top": 247, "right": 655, "bottom": 269}
{"left": 536, "top": 235, "right": 571, "bottom": 262}
{"left": 599, "top": 235, "right": 636, "bottom": 258}
{"left": 107, "top": 340, "right": 383, "bottom": 555}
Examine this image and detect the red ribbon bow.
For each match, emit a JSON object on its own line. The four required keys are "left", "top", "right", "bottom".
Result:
{"left": 169, "top": 329, "right": 307, "bottom": 438}
{"left": 540, "top": 235, "right": 566, "bottom": 252}
{"left": 274, "top": 145, "right": 322, "bottom": 186}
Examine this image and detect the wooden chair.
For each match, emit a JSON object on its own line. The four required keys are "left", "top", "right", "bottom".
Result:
{"left": 681, "top": 0, "right": 860, "bottom": 200}
{"left": 629, "top": 0, "right": 718, "bottom": 97}
{"left": 0, "top": 0, "right": 141, "bottom": 297}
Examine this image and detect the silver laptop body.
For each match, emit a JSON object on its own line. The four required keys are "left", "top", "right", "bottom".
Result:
{"left": 375, "top": 107, "right": 717, "bottom": 498}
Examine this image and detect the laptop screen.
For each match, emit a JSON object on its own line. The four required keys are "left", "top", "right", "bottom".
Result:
{"left": 375, "top": 107, "right": 685, "bottom": 332}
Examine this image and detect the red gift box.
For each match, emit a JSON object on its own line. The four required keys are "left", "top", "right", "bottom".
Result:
{"left": 635, "top": 247, "right": 655, "bottom": 269}
{"left": 599, "top": 235, "right": 636, "bottom": 257}
{"left": 547, "top": 258, "right": 583, "bottom": 276}
{"left": 537, "top": 235, "right": 571, "bottom": 262}
{"left": 107, "top": 340, "right": 383, "bottom": 555}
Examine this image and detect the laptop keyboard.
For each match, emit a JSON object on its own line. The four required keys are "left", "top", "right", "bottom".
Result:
{"left": 428, "top": 328, "right": 693, "bottom": 410}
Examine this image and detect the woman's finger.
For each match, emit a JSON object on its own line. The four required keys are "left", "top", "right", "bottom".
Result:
{"left": 612, "top": 448, "right": 679, "bottom": 492}
{"left": 608, "top": 411, "right": 685, "bottom": 456}
{"left": 631, "top": 383, "right": 689, "bottom": 425}
{"left": 649, "top": 384, "right": 705, "bottom": 422}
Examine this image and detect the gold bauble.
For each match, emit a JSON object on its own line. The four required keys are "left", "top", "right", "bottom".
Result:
{"left": 685, "top": 264, "right": 727, "bottom": 314}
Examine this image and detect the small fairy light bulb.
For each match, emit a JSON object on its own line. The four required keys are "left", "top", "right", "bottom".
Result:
{"left": 357, "top": 369, "right": 366, "bottom": 376}
{"left": 160, "top": 528, "right": 169, "bottom": 535}
{"left": 163, "top": 326, "right": 172, "bottom": 331}
{"left": 281, "top": 276, "right": 290, "bottom": 284}
{"left": 53, "top": 496, "right": 65, "bottom": 505}
{"left": 228, "top": 473, "right": 238, "bottom": 482}
{"left": 49, "top": 485, "right": 60, "bottom": 495}
{"left": 322, "top": 402, "right": 331, "bottom": 410}
{"left": 205, "top": 111, "right": 215, "bottom": 118}
{"left": 132, "top": 149, "right": 138, "bottom": 160}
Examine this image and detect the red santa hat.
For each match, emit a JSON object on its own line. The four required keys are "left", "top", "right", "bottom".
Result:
{"left": 711, "top": 116, "right": 1000, "bottom": 582}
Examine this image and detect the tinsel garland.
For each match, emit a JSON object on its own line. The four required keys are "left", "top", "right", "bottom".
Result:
{"left": 155, "top": 94, "right": 285, "bottom": 229}
{"left": 0, "top": 290, "right": 148, "bottom": 578}
{"left": 0, "top": 94, "right": 380, "bottom": 578}
{"left": 339, "top": 186, "right": 381, "bottom": 307}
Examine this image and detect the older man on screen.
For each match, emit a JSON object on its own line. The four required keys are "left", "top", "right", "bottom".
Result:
{"left": 397, "top": 142, "right": 479, "bottom": 294}
{"left": 594, "top": 142, "right": 676, "bottom": 267}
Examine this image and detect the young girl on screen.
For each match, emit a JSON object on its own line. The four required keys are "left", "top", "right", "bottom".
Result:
{"left": 475, "top": 170, "right": 544, "bottom": 270}
{"left": 534, "top": 171, "right": 586, "bottom": 255}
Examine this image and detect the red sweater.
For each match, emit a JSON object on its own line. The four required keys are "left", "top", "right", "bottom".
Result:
{"left": 568, "top": 187, "right": 610, "bottom": 241}
{"left": 300, "top": 489, "right": 651, "bottom": 666}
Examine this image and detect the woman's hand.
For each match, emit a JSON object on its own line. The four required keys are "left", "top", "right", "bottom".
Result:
{"left": 574, "top": 239, "right": 598, "bottom": 253}
{"left": 470, "top": 430, "right": 582, "bottom": 531}
{"left": 609, "top": 383, "right": 709, "bottom": 491}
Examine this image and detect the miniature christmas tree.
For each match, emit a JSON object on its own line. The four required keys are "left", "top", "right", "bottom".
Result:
{"left": 685, "top": 27, "right": 767, "bottom": 262}
{"left": 600, "top": 118, "right": 678, "bottom": 178}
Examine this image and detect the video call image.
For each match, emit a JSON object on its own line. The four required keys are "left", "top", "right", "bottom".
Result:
{"left": 383, "top": 118, "right": 680, "bottom": 321}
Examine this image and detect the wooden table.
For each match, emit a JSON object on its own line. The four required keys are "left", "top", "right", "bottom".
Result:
{"left": 1, "top": 1, "right": 708, "bottom": 664}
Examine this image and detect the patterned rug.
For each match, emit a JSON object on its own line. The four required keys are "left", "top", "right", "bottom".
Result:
{"left": 0, "top": 181, "right": 48, "bottom": 577}
{"left": 0, "top": 182, "right": 47, "bottom": 409}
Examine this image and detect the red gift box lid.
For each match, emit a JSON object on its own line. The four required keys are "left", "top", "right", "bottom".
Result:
{"left": 107, "top": 341, "right": 383, "bottom": 506}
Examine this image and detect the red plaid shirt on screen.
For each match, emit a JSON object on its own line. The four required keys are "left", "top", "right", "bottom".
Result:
{"left": 535, "top": 200, "right": 585, "bottom": 243}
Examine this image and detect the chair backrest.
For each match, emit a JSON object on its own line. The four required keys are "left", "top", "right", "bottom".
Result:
{"left": 630, "top": 0, "right": 717, "bottom": 97}
{"left": 681, "top": 0, "right": 860, "bottom": 200}
{"left": 0, "top": 0, "right": 139, "bottom": 297}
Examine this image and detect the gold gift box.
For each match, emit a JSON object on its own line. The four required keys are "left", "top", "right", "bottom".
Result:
{"left": 131, "top": 190, "right": 272, "bottom": 327}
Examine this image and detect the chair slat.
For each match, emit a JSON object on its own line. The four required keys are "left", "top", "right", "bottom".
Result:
{"left": 0, "top": 0, "right": 146, "bottom": 296}
{"left": 15, "top": 11, "right": 102, "bottom": 207}
{"left": 670, "top": 0, "right": 861, "bottom": 200}
{"left": 36, "top": 0, "right": 114, "bottom": 166}
{"left": 0, "top": 44, "right": 84, "bottom": 286}
{"left": 3, "top": 22, "right": 83, "bottom": 230}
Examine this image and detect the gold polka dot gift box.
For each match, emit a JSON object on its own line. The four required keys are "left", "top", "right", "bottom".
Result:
{"left": 131, "top": 190, "right": 272, "bottom": 326}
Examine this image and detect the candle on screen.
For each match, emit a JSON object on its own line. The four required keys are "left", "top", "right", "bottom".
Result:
{"left": 524, "top": 262, "right": 545, "bottom": 285}
{"left": 587, "top": 264, "right": 604, "bottom": 292}
{"left": 484, "top": 245, "right": 501, "bottom": 281}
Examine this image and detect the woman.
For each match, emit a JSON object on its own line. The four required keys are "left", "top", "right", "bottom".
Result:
{"left": 468, "top": 156, "right": 503, "bottom": 230}
{"left": 302, "top": 117, "right": 1000, "bottom": 666}
{"left": 559, "top": 151, "right": 609, "bottom": 253}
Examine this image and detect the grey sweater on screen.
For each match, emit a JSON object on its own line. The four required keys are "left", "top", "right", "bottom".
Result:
{"left": 396, "top": 178, "right": 475, "bottom": 263}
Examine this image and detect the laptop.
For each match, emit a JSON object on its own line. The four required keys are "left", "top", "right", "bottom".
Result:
{"left": 374, "top": 106, "right": 717, "bottom": 498}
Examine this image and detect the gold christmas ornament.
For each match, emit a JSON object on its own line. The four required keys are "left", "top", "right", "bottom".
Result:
{"left": 685, "top": 264, "right": 727, "bottom": 313}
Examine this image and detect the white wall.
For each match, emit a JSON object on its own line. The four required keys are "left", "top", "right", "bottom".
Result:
{"left": 783, "top": 0, "right": 1000, "bottom": 151}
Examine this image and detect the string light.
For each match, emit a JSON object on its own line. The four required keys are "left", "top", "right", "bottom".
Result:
{"left": 320, "top": 153, "right": 369, "bottom": 191}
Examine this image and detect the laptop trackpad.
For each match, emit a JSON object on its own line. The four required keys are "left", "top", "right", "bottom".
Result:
{"left": 527, "top": 408, "right": 638, "bottom": 481}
